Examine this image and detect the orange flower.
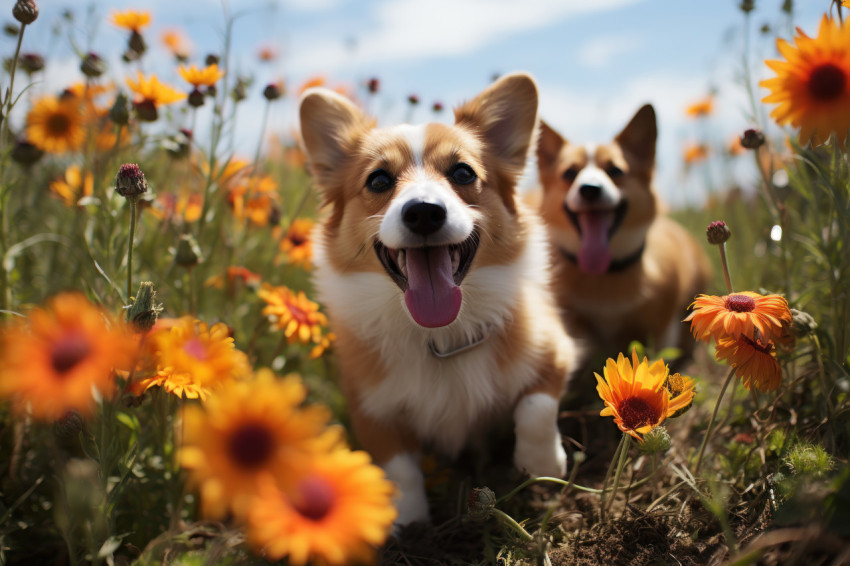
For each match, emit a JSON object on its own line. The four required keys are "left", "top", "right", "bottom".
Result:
{"left": 25, "top": 95, "right": 86, "bottom": 153}
{"left": 595, "top": 350, "right": 694, "bottom": 441}
{"left": 685, "top": 96, "right": 714, "bottom": 118}
{"left": 683, "top": 143, "right": 709, "bottom": 165}
{"left": 257, "top": 44, "right": 279, "bottom": 62}
{"left": 179, "top": 370, "right": 335, "bottom": 518}
{"left": 278, "top": 218, "right": 315, "bottom": 269}
{"left": 0, "top": 293, "right": 134, "bottom": 420}
{"left": 161, "top": 29, "right": 192, "bottom": 58}
{"left": 297, "top": 75, "right": 326, "bottom": 95}
{"left": 111, "top": 10, "right": 151, "bottom": 32}
{"left": 50, "top": 165, "right": 94, "bottom": 207}
{"left": 715, "top": 335, "right": 782, "bottom": 392}
{"left": 760, "top": 16, "right": 850, "bottom": 149}
{"left": 205, "top": 266, "right": 262, "bottom": 292}
{"left": 178, "top": 63, "right": 225, "bottom": 88}
{"left": 131, "top": 317, "right": 249, "bottom": 400}
{"left": 258, "top": 285, "right": 332, "bottom": 358}
{"left": 727, "top": 134, "right": 745, "bottom": 156}
{"left": 247, "top": 447, "right": 397, "bottom": 566}
{"left": 125, "top": 72, "right": 186, "bottom": 120}
{"left": 227, "top": 175, "right": 280, "bottom": 227}
{"left": 684, "top": 291, "right": 791, "bottom": 343}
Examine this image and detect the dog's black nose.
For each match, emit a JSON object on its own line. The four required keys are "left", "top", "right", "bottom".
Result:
{"left": 402, "top": 200, "right": 447, "bottom": 236}
{"left": 579, "top": 184, "right": 603, "bottom": 201}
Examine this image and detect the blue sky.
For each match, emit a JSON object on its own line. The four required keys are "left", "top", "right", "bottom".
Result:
{"left": 19, "top": 0, "right": 833, "bottom": 206}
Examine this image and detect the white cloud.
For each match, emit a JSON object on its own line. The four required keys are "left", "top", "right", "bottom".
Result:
{"left": 577, "top": 34, "right": 641, "bottom": 69}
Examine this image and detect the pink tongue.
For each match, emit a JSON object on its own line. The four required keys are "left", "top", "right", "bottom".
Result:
{"left": 403, "top": 246, "right": 462, "bottom": 328}
{"left": 578, "top": 211, "right": 614, "bottom": 275}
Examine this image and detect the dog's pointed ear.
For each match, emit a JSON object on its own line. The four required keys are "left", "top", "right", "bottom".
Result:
{"left": 454, "top": 73, "right": 539, "bottom": 178}
{"left": 537, "top": 120, "right": 566, "bottom": 170}
{"left": 615, "top": 104, "right": 657, "bottom": 164}
{"left": 299, "top": 88, "right": 374, "bottom": 200}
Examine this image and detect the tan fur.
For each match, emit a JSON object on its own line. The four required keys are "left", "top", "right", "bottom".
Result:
{"left": 536, "top": 105, "right": 711, "bottom": 370}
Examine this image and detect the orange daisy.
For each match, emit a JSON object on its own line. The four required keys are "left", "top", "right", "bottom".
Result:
{"left": 684, "top": 291, "right": 791, "bottom": 343}
{"left": 25, "top": 95, "right": 86, "bottom": 153}
{"left": 760, "top": 15, "right": 850, "bottom": 149}
{"left": 150, "top": 193, "right": 203, "bottom": 225}
{"left": 205, "top": 266, "right": 262, "bottom": 292}
{"left": 595, "top": 350, "right": 695, "bottom": 441}
{"left": 125, "top": 72, "right": 187, "bottom": 121}
{"left": 131, "top": 317, "right": 249, "bottom": 400}
{"left": 715, "top": 335, "right": 782, "bottom": 392}
{"left": 277, "top": 218, "right": 315, "bottom": 269}
{"left": 179, "top": 370, "right": 335, "bottom": 518}
{"left": 178, "top": 63, "right": 225, "bottom": 88}
{"left": 111, "top": 10, "right": 151, "bottom": 32}
{"left": 0, "top": 293, "right": 134, "bottom": 421}
{"left": 683, "top": 143, "right": 709, "bottom": 165}
{"left": 227, "top": 175, "right": 280, "bottom": 227}
{"left": 685, "top": 96, "right": 714, "bottom": 118}
{"left": 258, "top": 285, "right": 332, "bottom": 358}
{"left": 161, "top": 29, "right": 192, "bottom": 59}
{"left": 247, "top": 447, "right": 397, "bottom": 566}
{"left": 50, "top": 165, "right": 94, "bottom": 207}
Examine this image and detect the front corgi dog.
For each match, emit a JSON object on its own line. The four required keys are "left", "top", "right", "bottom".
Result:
{"left": 537, "top": 104, "right": 711, "bottom": 369}
{"left": 299, "top": 74, "right": 576, "bottom": 526}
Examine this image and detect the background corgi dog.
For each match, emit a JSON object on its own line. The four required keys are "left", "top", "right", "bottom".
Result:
{"left": 536, "top": 104, "right": 711, "bottom": 378}
{"left": 299, "top": 74, "right": 578, "bottom": 526}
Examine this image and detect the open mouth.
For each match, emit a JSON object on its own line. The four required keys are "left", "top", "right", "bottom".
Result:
{"left": 562, "top": 200, "right": 629, "bottom": 275}
{"left": 374, "top": 231, "right": 479, "bottom": 328}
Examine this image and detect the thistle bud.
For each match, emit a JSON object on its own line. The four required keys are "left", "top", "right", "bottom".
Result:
{"left": 174, "top": 234, "right": 202, "bottom": 268}
{"left": 19, "top": 52, "right": 44, "bottom": 74}
{"left": 740, "top": 128, "right": 765, "bottom": 150}
{"left": 407, "top": 93, "right": 420, "bottom": 105}
{"left": 467, "top": 486, "right": 496, "bottom": 522}
{"left": 115, "top": 163, "right": 149, "bottom": 199}
{"left": 231, "top": 81, "right": 247, "bottom": 103}
{"left": 637, "top": 426, "right": 672, "bottom": 455}
{"left": 134, "top": 99, "right": 158, "bottom": 122}
{"left": 187, "top": 87, "right": 205, "bottom": 108}
{"left": 205, "top": 53, "right": 220, "bottom": 66}
{"left": 10, "top": 138, "right": 43, "bottom": 166}
{"left": 53, "top": 410, "right": 84, "bottom": 440}
{"left": 789, "top": 308, "right": 817, "bottom": 337}
{"left": 126, "top": 281, "right": 162, "bottom": 332}
{"left": 109, "top": 93, "right": 130, "bottom": 126}
{"left": 13, "top": 0, "right": 38, "bottom": 25}
{"left": 432, "top": 101, "right": 444, "bottom": 113}
{"left": 80, "top": 52, "right": 107, "bottom": 78}
{"left": 706, "top": 220, "right": 731, "bottom": 245}
{"left": 366, "top": 77, "right": 380, "bottom": 94}
{"left": 263, "top": 82, "right": 283, "bottom": 101}
{"left": 738, "top": 0, "right": 755, "bottom": 13}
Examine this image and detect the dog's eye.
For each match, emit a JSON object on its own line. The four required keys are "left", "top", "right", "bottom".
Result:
{"left": 606, "top": 165, "right": 624, "bottom": 178}
{"left": 448, "top": 163, "right": 477, "bottom": 185}
{"left": 562, "top": 168, "right": 579, "bottom": 183}
{"left": 366, "top": 169, "right": 394, "bottom": 193}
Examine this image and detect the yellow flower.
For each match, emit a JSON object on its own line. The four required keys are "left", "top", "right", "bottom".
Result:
{"left": 760, "top": 16, "right": 850, "bottom": 149}
{"left": 715, "top": 335, "right": 782, "bottom": 392}
{"left": 685, "top": 96, "right": 714, "bottom": 118}
{"left": 111, "top": 10, "right": 151, "bottom": 32}
{"left": 179, "top": 370, "right": 335, "bottom": 518}
{"left": 227, "top": 175, "right": 280, "bottom": 227}
{"left": 161, "top": 29, "right": 191, "bottom": 58}
{"left": 684, "top": 291, "right": 791, "bottom": 343}
{"left": 595, "top": 350, "right": 695, "bottom": 441}
{"left": 178, "top": 63, "right": 225, "bottom": 88}
{"left": 25, "top": 95, "right": 86, "bottom": 153}
{"left": 131, "top": 317, "right": 249, "bottom": 400}
{"left": 683, "top": 143, "right": 709, "bottom": 165}
{"left": 277, "top": 218, "right": 315, "bottom": 269}
{"left": 149, "top": 193, "right": 203, "bottom": 225}
{"left": 258, "top": 285, "right": 332, "bottom": 358}
{"left": 247, "top": 447, "right": 397, "bottom": 566}
{"left": 50, "top": 165, "right": 94, "bottom": 207}
{"left": 0, "top": 294, "right": 135, "bottom": 421}
{"left": 125, "top": 72, "right": 186, "bottom": 121}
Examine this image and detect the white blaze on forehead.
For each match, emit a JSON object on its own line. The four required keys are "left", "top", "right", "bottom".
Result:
{"left": 390, "top": 123, "right": 428, "bottom": 166}
{"left": 565, "top": 142, "right": 621, "bottom": 210}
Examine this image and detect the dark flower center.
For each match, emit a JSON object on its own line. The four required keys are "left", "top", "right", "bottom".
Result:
{"left": 808, "top": 63, "right": 847, "bottom": 102}
{"left": 47, "top": 113, "right": 71, "bottom": 135}
{"left": 292, "top": 476, "right": 335, "bottom": 521}
{"left": 725, "top": 294, "right": 756, "bottom": 313}
{"left": 227, "top": 423, "right": 274, "bottom": 470}
{"left": 618, "top": 396, "right": 660, "bottom": 431}
{"left": 51, "top": 332, "right": 92, "bottom": 375}
{"left": 741, "top": 335, "right": 774, "bottom": 355}
{"left": 289, "top": 234, "right": 306, "bottom": 247}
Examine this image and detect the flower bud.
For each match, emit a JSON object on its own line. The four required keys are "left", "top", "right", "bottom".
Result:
{"left": 134, "top": 99, "right": 158, "bottom": 122}
{"left": 128, "top": 31, "right": 146, "bottom": 56}
{"left": 4, "top": 23, "right": 20, "bottom": 37}
{"left": 19, "top": 52, "right": 44, "bottom": 74}
{"left": 637, "top": 426, "right": 672, "bottom": 455}
{"left": 231, "top": 81, "right": 247, "bottom": 103}
{"left": 740, "top": 128, "right": 765, "bottom": 150}
{"left": 126, "top": 281, "right": 162, "bottom": 332}
{"left": 738, "top": 0, "right": 754, "bottom": 13}
{"left": 110, "top": 93, "right": 131, "bottom": 126}
{"left": 366, "top": 77, "right": 380, "bottom": 94}
{"left": 187, "top": 87, "right": 205, "bottom": 108}
{"left": 80, "top": 52, "right": 107, "bottom": 78}
{"left": 115, "top": 163, "right": 149, "bottom": 199}
{"left": 174, "top": 234, "right": 202, "bottom": 268}
{"left": 53, "top": 410, "right": 84, "bottom": 440}
{"left": 789, "top": 308, "right": 817, "bottom": 337}
{"left": 467, "top": 486, "right": 496, "bottom": 522}
{"left": 263, "top": 82, "right": 283, "bottom": 101}
{"left": 407, "top": 93, "right": 420, "bottom": 105}
{"left": 10, "top": 138, "right": 43, "bottom": 166}
{"left": 13, "top": 0, "right": 39, "bottom": 25}
{"left": 432, "top": 101, "right": 444, "bottom": 113}
{"left": 706, "top": 220, "right": 731, "bottom": 245}
{"left": 205, "top": 53, "right": 220, "bottom": 66}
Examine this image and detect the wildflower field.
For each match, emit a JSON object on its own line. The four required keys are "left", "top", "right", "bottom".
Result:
{"left": 0, "top": 1, "right": 849, "bottom": 565}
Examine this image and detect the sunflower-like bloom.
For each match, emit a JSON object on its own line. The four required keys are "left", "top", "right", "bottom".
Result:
{"left": 685, "top": 96, "right": 713, "bottom": 118}
{"left": 178, "top": 63, "right": 225, "bottom": 88}
{"left": 277, "top": 218, "right": 315, "bottom": 269}
{"left": 150, "top": 193, "right": 203, "bottom": 225}
{"left": 131, "top": 317, "right": 249, "bottom": 400}
{"left": 25, "top": 95, "right": 86, "bottom": 153}
{"left": 684, "top": 291, "right": 791, "bottom": 343}
{"left": 50, "top": 165, "right": 93, "bottom": 207}
{"left": 227, "top": 175, "right": 280, "bottom": 227}
{"left": 258, "top": 285, "right": 332, "bottom": 358}
{"left": 179, "top": 370, "right": 336, "bottom": 518}
{"left": 715, "top": 335, "right": 782, "bottom": 392}
{"left": 760, "top": 16, "right": 850, "bottom": 149}
{"left": 111, "top": 10, "right": 151, "bottom": 32}
{"left": 125, "top": 72, "right": 186, "bottom": 121}
{"left": 247, "top": 447, "right": 397, "bottom": 566}
{"left": 595, "top": 350, "right": 695, "bottom": 441}
{"left": 0, "top": 294, "right": 135, "bottom": 420}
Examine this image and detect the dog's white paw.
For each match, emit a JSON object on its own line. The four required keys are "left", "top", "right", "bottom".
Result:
{"left": 383, "top": 452, "right": 430, "bottom": 530}
{"left": 513, "top": 392, "right": 567, "bottom": 478}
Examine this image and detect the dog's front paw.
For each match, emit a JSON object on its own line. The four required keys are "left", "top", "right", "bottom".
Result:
{"left": 513, "top": 392, "right": 567, "bottom": 478}
{"left": 383, "top": 452, "right": 430, "bottom": 530}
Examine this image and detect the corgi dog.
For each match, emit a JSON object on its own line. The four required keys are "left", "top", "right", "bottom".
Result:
{"left": 299, "top": 74, "right": 577, "bottom": 526}
{"left": 536, "top": 105, "right": 711, "bottom": 373}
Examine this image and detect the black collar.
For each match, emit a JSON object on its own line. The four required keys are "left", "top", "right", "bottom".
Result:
{"left": 559, "top": 242, "right": 645, "bottom": 274}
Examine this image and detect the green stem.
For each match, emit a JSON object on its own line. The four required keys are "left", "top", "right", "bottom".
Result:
{"left": 604, "top": 434, "right": 632, "bottom": 516}
{"left": 693, "top": 367, "right": 737, "bottom": 475}
{"left": 2, "top": 23, "right": 27, "bottom": 144}
{"left": 126, "top": 198, "right": 137, "bottom": 302}
{"left": 718, "top": 242, "right": 733, "bottom": 294}
{"left": 496, "top": 476, "right": 604, "bottom": 506}
{"left": 492, "top": 508, "right": 533, "bottom": 542}
{"left": 599, "top": 434, "right": 626, "bottom": 522}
